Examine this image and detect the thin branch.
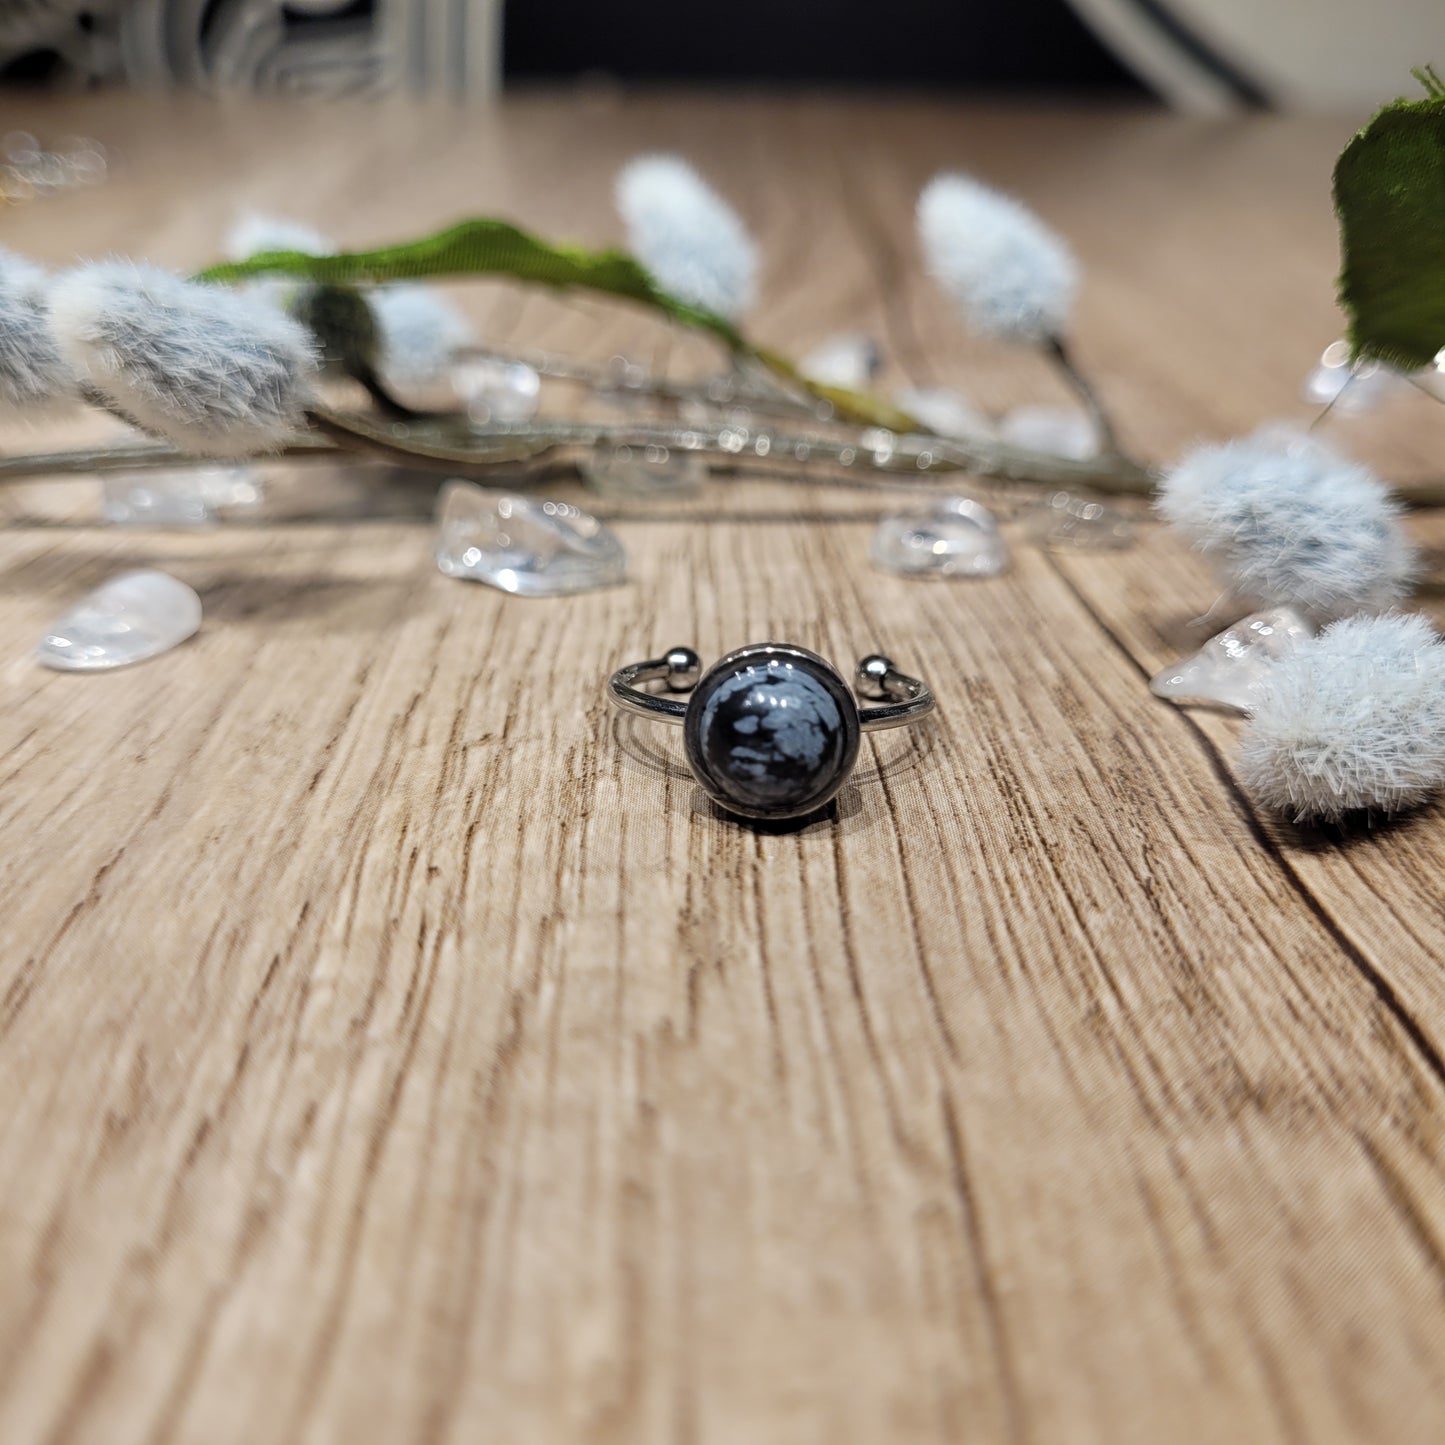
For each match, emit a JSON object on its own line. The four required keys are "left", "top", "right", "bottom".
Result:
{"left": 1307, "top": 375, "right": 1350, "bottom": 431}
{"left": 458, "top": 416, "right": 1161, "bottom": 493}
{"left": 0, "top": 436, "right": 340, "bottom": 480}
{"left": 304, "top": 406, "right": 553, "bottom": 473}
{"left": 353, "top": 362, "right": 431, "bottom": 422}
{"left": 452, "top": 345, "right": 833, "bottom": 426}
{"left": 1045, "top": 335, "right": 1122, "bottom": 458}
{"left": 14, "top": 411, "right": 1445, "bottom": 504}
{"left": 0, "top": 407, "right": 1159, "bottom": 495}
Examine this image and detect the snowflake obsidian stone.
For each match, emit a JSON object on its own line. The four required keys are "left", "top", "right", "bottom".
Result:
{"left": 683, "top": 644, "right": 861, "bottom": 819}
{"left": 608, "top": 640, "right": 934, "bottom": 821}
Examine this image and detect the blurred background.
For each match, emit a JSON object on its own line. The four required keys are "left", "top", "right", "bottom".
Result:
{"left": 1, "top": 0, "right": 1444, "bottom": 113}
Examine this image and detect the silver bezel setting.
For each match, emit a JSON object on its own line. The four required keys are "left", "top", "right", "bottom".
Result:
{"left": 682, "top": 642, "right": 863, "bottom": 820}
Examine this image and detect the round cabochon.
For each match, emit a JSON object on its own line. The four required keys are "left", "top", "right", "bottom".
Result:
{"left": 683, "top": 643, "right": 861, "bottom": 820}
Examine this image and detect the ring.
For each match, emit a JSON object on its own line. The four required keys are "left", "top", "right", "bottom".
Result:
{"left": 609, "top": 642, "right": 935, "bottom": 820}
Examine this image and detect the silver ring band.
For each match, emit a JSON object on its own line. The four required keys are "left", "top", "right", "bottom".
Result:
{"left": 609, "top": 650, "right": 934, "bottom": 731}
{"left": 608, "top": 642, "right": 935, "bottom": 819}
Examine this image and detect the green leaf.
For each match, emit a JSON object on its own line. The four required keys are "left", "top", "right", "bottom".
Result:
{"left": 197, "top": 217, "right": 918, "bottom": 430}
{"left": 1412, "top": 63, "right": 1445, "bottom": 100}
{"left": 1335, "top": 92, "right": 1445, "bottom": 370}
{"left": 197, "top": 217, "right": 747, "bottom": 352}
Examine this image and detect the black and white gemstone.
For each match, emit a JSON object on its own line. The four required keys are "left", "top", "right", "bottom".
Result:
{"left": 684, "top": 645, "right": 860, "bottom": 819}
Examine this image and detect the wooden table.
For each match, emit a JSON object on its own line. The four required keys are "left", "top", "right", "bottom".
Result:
{"left": 2, "top": 92, "right": 1444, "bottom": 1444}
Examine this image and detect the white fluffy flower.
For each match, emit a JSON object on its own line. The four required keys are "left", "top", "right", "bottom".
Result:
{"left": 800, "top": 333, "right": 882, "bottom": 390}
{"left": 1239, "top": 613, "right": 1445, "bottom": 821}
{"left": 371, "top": 285, "right": 475, "bottom": 388}
{"left": 894, "top": 385, "right": 991, "bottom": 439}
{"left": 916, "top": 173, "right": 1077, "bottom": 344}
{"left": 1157, "top": 430, "right": 1416, "bottom": 620}
{"left": 48, "top": 262, "right": 319, "bottom": 456}
{"left": 616, "top": 154, "right": 757, "bottom": 319}
{"left": 226, "top": 214, "right": 330, "bottom": 261}
{"left": 0, "top": 247, "right": 77, "bottom": 414}
{"left": 226, "top": 215, "right": 331, "bottom": 316}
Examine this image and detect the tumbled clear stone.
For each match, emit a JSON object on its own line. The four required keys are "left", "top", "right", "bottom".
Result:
{"left": 871, "top": 495, "right": 1008, "bottom": 579}
{"left": 580, "top": 442, "right": 707, "bottom": 497}
{"left": 800, "top": 333, "right": 883, "bottom": 390}
{"left": 101, "top": 465, "right": 263, "bottom": 527}
{"left": 894, "top": 386, "right": 991, "bottom": 440}
{"left": 452, "top": 358, "right": 541, "bottom": 423}
{"left": 998, "top": 405, "right": 1098, "bottom": 460}
{"left": 1150, "top": 608, "right": 1313, "bottom": 713}
{"left": 35, "top": 569, "right": 201, "bottom": 671}
{"left": 1027, "top": 490, "right": 1136, "bottom": 551}
{"left": 434, "top": 480, "right": 625, "bottom": 596}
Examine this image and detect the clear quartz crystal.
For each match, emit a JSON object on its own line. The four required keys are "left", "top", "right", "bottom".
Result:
{"left": 580, "top": 442, "right": 707, "bottom": 498}
{"left": 998, "top": 404, "right": 1098, "bottom": 460}
{"left": 452, "top": 358, "right": 542, "bottom": 423}
{"left": 35, "top": 569, "right": 202, "bottom": 671}
{"left": 800, "top": 333, "right": 883, "bottom": 390}
{"left": 1149, "top": 607, "right": 1314, "bottom": 713}
{"left": 894, "top": 386, "right": 992, "bottom": 440}
{"left": 101, "top": 465, "right": 263, "bottom": 526}
{"left": 871, "top": 495, "right": 1009, "bottom": 579}
{"left": 434, "top": 480, "right": 625, "bottom": 596}
{"left": 1027, "top": 490, "right": 1136, "bottom": 551}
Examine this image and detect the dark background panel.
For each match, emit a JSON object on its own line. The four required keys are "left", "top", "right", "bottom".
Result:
{"left": 503, "top": 0, "right": 1144, "bottom": 89}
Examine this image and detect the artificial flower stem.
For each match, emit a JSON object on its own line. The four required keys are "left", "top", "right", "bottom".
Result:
{"left": 1046, "top": 335, "right": 1122, "bottom": 458}
{"left": 295, "top": 409, "right": 1168, "bottom": 495}
{"left": 453, "top": 346, "right": 830, "bottom": 426}
{"left": 0, "top": 436, "right": 339, "bottom": 479}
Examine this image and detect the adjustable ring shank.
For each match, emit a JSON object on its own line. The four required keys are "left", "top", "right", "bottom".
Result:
{"left": 608, "top": 659, "right": 689, "bottom": 723}
{"left": 609, "top": 651, "right": 934, "bottom": 732}
{"left": 854, "top": 666, "right": 934, "bottom": 731}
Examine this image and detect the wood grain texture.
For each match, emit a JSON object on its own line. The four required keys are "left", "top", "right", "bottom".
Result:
{"left": 2, "top": 92, "right": 1445, "bottom": 1445}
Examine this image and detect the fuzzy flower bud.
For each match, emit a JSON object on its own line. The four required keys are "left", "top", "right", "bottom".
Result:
{"left": 1239, "top": 613, "right": 1445, "bottom": 821}
{"left": 1157, "top": 429, "right": 1416, "bottom": 621}
{"left": 0, "top": 247, "right": 78, "bottom": 415}
{"left": 226, "top": 214, "right": 330, "bottom": 261}
{"left": 616, "top": 154, "right": 758, "bottom": 320}
{"left": 48, "top": 261, "right": 318, "bottom": 456}
{"left": 372, "top": 285, "right": 475, "bottom": 388}
{"left": 916, "top": 173, "right": 1077, "bottom": 344}
{"left": 225, "top": 215, "right": 331, "bottom": 315}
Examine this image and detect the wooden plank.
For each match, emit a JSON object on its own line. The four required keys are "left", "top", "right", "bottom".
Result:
{"left": 1051, "top": 524, "right": 1445, "bottom": 1041}
{"left": 1, "top": 92, "right": 1444, "bottom": 1444}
